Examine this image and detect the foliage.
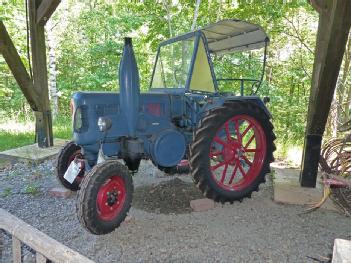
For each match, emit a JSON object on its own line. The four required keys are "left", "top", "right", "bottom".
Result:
{"left": 0, "top": 0, "right": 349, "bottom": 157}
{"left": 0, "top": 115, "right": 71, "bottom": 151}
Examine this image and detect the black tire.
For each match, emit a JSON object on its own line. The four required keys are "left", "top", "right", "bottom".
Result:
{"left": 77, "top": 161, "right": 133, "bottom": 235}
{"left": 56, "top": 141, "right": 84, "bottom": 191}
{"left": 190, "top": 101, "right": 275, "bottom": 202}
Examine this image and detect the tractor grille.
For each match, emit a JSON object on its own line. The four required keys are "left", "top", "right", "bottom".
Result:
{"left": 95, "top": 104, "right": 119, "bottom": 117}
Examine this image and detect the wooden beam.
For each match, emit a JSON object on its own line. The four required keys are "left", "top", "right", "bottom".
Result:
{"left": 0, "top": 208, "right": 94, "bottom": 262}
{"left": 300, "top": 0, "right": 351, "bottom": 187}
{"left": 36, "top": 0, "right": 61, "bottom": 26}
{"left": 0, "top": 20, "right": 39, "bottom": 111}
{"left": 29, "top": 0, "right": 54, "bottom": 147}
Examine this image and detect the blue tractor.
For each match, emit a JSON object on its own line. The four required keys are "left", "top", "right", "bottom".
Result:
{"left": 57, "top": 19, "right": 275, "bottom": 235}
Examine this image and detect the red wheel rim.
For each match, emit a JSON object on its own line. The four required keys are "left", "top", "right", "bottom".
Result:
{"left": 68, "top": 150, "right": 84, "bottom": 183}
{"left": 96, "top": 176, "right": 126, "bottom": 221}
{"left": 209, "top": 115, "right": 267, "bottom": 191}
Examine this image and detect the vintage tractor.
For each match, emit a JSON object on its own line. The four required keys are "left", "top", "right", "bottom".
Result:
{"left": 57, "top": 19, "right": 275, "bottom": 235}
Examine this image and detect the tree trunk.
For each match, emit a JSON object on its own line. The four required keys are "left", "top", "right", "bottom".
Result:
{"left": 337, "top": 34, "right": 351, "bottom": 125}
{"left": 46, "top": 19, "right": 58, "bottom": 119}
{"left": 330, "top": 90, "right": 338, "bottom": 137}
{"left": 191, "top": 0, "right": 201, "bottom": 31}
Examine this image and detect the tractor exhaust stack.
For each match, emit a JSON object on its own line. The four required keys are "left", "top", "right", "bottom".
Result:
{"left": 119, "top": 37, "right": 140, "bottom": 137}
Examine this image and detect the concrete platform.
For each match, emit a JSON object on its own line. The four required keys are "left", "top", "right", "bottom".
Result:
{"left": 271, "top": 163, "right": 339, "bottom": 211}
{"left": 0, "top": 138, "right": 68, "bottom": 163}
{"left": 332, "top": 239, "right": 351, "bottom": 263}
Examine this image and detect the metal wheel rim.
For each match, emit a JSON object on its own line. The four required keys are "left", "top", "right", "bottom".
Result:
{"left": 96, "top": 176, "right": 126, "bottom": 221}
{"left": 209, "top": 114, "right": 267, "bottom": 191}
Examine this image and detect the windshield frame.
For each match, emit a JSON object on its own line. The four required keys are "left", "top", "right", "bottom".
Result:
{"left": 149, "top": 31, "right": 219, "bottom": 93}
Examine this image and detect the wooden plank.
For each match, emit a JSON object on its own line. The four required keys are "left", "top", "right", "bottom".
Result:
{"left": 36, "top": 252, "right": 47, "bottom": 263}
{"left": 0, "top": 208, "right": 94, "bottom": 263}
{"left": 29, "top": 0, "right": 54, "bottom": 147}
{"left": 0, "top": 230, "right": 4, "bottom": 261}
{"left": 36, "top": 0, "right": 61, "bottom": 26}
{"left": 0, "top": 21, "right": 40, "bottom": 111}
{"left": 300, "top": 0, "right": 351, "bottom": 187}
{"left": 12, "top": 237, "right": 21, "bottom": 263}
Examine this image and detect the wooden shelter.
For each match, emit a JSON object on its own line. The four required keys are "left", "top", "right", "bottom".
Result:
{"left": 0, "top": 0, "right": 60, "bottom": 148}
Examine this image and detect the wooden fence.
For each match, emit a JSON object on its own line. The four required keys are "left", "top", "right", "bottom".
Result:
{"left": 0, "top": 208, "right": 94, "bottom": 263}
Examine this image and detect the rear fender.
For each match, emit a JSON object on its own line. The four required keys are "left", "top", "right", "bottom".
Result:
{"left": 199, "top": 96, "right": 272, "bottom": 120}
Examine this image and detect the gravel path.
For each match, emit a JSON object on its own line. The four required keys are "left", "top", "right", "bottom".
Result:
{"left": 0, "top": 158, "right": 350, "bottom": 263}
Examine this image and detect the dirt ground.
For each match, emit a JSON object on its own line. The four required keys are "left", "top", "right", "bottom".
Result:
{"left": 0, "top": 158, "right": 350, "bottom": 263}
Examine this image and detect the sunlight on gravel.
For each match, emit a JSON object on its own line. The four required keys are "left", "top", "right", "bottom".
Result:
{"left": 0, "top": 158, "right": 350, "bottom": 262}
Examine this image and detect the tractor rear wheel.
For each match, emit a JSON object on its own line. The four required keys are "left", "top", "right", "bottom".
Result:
{"left": 190, "top": 101, "right": 275, "bottom": 202}
{"left": 77, "top": 161, "right": 133, "bottom": 235}
{"left": 56, "top": 141, "right": 84, "bottom": 191}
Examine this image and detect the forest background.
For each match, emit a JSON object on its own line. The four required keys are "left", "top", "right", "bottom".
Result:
{"left": 0, "top": 0, "right": 350, "bottom": 161}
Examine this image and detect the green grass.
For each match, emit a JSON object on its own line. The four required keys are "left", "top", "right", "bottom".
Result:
{"left": 0, "top": 115, "right": 72, "bottom": 151}
{"left": 0, "top": 131, "right": 35, "bottom": 151}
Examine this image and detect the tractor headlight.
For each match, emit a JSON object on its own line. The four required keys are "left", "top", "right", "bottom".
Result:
{"left": 74, "top": 107, "right": 82, "bottom": 131}
{"left": 98, "top": 117, "right": 112, "bottom": 132}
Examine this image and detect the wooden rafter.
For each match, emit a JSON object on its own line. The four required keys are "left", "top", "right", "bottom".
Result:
{"left": 36, "top": 0, "right": 61, "bottom": 26}
{"left": 0, "top": 20, "right": 39, "bottom": 111}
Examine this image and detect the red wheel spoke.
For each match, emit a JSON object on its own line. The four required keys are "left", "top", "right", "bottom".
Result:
{"left": 245, "top": 148, "right": 259, "bottom": 153}
{"left": 220, "top": 163, "right": 229, "bottom": 183}
{"left": 242, "top": 155, "right": 252, "bottom": 166}
{"left": 214, "top": 136, "right": 227, "bottom": 146}
{"left": 211, "top": 161, "right": 227, "bottom": 171}
{"left": 235, "top": 120, "right": 241, "bottom": 144}
{"left": 208, "top": 113, "right": 268, "bottom": 192}
{"left": 244, "top": 134, "right": 255, "bottom": 149}
{"left": 228, "top": 163, "right": 239, "bottom": 184}
{"left": 225, "top": 122, "right": 231, "bottom": 142}
{"left": 241, "top": 123, "right": 253, "bottom": 138}
{"left": 238, "top": 163, "right": 247, "bottom": 177}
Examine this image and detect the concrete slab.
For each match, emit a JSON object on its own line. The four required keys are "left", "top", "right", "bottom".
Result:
{"left": 332, "top": 239, "right": 351, "bottom": 263}
{"left": 272, "top": 163, "right": 339, "bottom": 212}
{"left": 0, "top": 138, "right": 68, "bottom": 163}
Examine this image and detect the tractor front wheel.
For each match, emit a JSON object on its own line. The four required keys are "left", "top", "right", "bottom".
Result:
{"left": 190, "top": 101, "right": 275, "bottom": 202}
{"left": 56, "top": 141, "right": 84, "bottom": 191}
{"left": 77, "top": 161, "right": 133, "bottom": 235}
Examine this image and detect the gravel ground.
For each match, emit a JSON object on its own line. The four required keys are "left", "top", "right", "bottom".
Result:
{"left": 0, "top": 158, "right": 350, "bottom": 263}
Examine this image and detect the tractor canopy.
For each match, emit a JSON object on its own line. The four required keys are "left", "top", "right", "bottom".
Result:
{"left": 150, "top": 19, "right": 269, "bottom": 95}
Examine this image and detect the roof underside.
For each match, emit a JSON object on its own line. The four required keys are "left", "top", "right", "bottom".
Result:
{"left": 200, "top": 19, "right": 269, "bottom": 54}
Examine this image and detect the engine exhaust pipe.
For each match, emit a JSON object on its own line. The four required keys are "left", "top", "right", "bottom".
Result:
{"left": 119, "top": 37, "right": 140, "bottom": 137}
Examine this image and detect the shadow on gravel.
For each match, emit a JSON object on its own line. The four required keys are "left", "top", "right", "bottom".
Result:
{"left": 133, "top": 178, "right": 203, "bottom": 214}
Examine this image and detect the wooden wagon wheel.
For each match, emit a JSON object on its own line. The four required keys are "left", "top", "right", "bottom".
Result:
{"left": 320, "top": 133, "right": 351, "bottom": 216}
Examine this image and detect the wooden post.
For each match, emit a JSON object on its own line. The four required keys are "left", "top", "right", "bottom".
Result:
{"left": 300, "top": 0, "right": 351, "bottom": 187}
{"left": 0, "top": 21, "right": 39, "bottom": 111}
{"left": 28, "top": 0, "right": 54, "bottom": 147}
{"left": 12, "top": 237, "right": 21, "bottom": 263}
{"left": 0, "top": 230, "right": 3, "bottom": 261}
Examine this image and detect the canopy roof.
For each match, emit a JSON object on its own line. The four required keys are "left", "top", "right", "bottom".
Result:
{"left": 199, "top": 19, "right": 269, "bottom": 54}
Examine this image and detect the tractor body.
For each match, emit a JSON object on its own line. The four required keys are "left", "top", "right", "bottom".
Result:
{"left": 60, "top": 19, "right": 276, "bottom": 235}
{"left": 72, "top": 91, "right": 269, "bottom": 171}
{"left": 70, "top": 20, "right": 270, "bottom": 172}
